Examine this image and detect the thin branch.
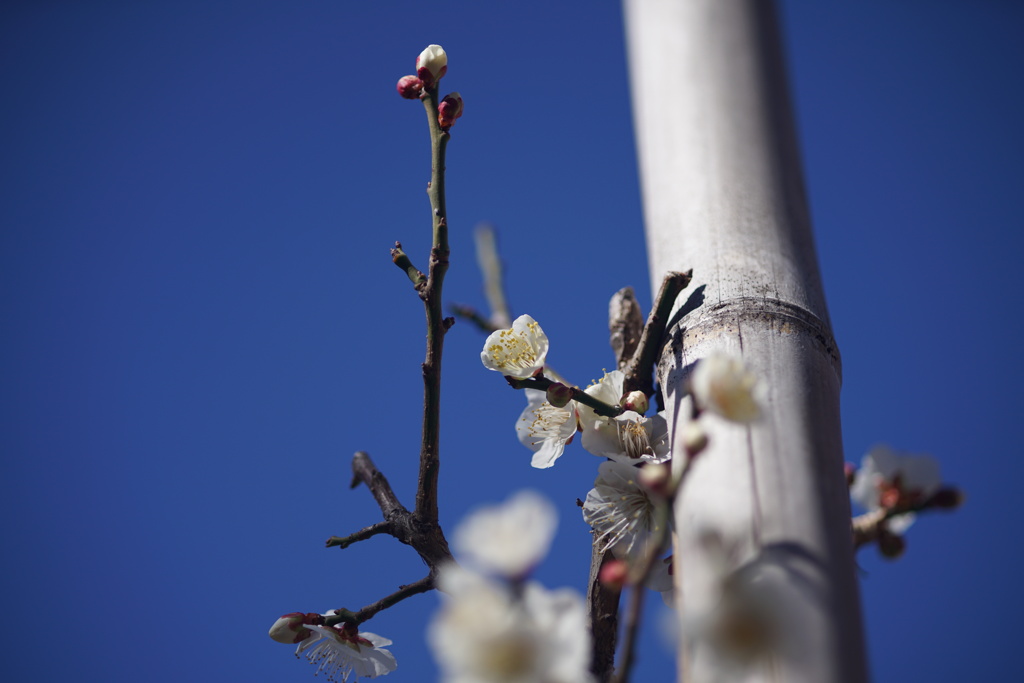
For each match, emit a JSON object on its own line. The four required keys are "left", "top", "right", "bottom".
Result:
{"left": 449, "top": 302, "right": 497, "bottom": 333}
{"left": 352, "top": 576, "right": 435, "bottom": 624}
{"left": 414, "top": 85, "right": 451, "bottom": 525}
{"left": 508, "top": 375, "right": 625, "bottom": 418}
{"left": 391, "top": 241, "right": 426, "bottom": 287}
{"left": 622, "top": 270, "right": 692, "bottom": 397}
{"left": 350, "top": 451, "right": 408, "bottom": 520}
{"left": 326, "top": 520, "right": 393, "bottom": 549}
{"left": 474, "top": 223, "right": 512, "bottom": 329}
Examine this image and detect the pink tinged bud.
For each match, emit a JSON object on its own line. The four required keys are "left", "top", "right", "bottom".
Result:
{"left": 622, "top": 390, "right": 648, "bottom": 415}
{"left": 545, "top": 382, "right": 574, "bottom": 408}
{"left": 599, "top": 559, "right": 629, "bottom": 589}
{"left": 415, "top": 44, "right": 447, "bottom": 87}
{"left": 396, "top": 75, "right": 424, "bottom": 99}
{"left": 438, "top": 92, "right": 463, "bottom": 130}
{"left": 269, "top": 612, "right": 313, "bottom": 644}
{"left": 638, "top": 462, "right": 671, "bottom": 496}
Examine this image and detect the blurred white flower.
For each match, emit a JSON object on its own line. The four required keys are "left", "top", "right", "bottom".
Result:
{"left": 850, "top": 445, "right": 941, "bottom": 534}
{"left": 453, "top": 490, "right": 557, "bottom": 579}
{"left": 516, "top": 389, "right": 578, "bottom": 469}
{"left": 690, "top": 354, "right": 764, "bottom": 423}
{"left": 294, "top": 616, "right": 397, "bottom": 682}
{"left": 430, "top": 565, "right": 593, "bottom": 683}
{"left": 582, "top": 460, "right": 666, "bottom": 557}
{"left": 578, "top": 370, "right": 670, "bottom": 464}
{"left": 480, "top": 315, "right": 549, "bottom": 379}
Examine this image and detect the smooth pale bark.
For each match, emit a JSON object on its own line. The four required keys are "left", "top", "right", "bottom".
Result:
{"left": 623, "top": 1, "right": 867, "bottom": 681}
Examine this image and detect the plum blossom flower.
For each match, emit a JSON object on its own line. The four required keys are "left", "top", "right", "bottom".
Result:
{"left": 578, "top": 370, "right": 670, "bottom": 464}
{"left": 296, "top": 623, "right": 397, "bottom": 682}
{"left": 851, "top": 445, "right": 942, "bottom": 534}
{"left": 690, "top": 353, "right": 764, "bottom": 423}
{"left": 453, "top": 490, "right": 557, "bottom": 579}
{"left": 480, "top": 315, "right": 549, "bottom": 379}
{"left": 429, "top": 565, "right": 593, "bottom": 683}
{"left": 516, "top": 389, "right": 578, "bottom": 469}
{"left": 416, "top": 44, "right": 447, "bottom": 87}
{"left": 582, "top": 460, "right": 667, "bottom": 557}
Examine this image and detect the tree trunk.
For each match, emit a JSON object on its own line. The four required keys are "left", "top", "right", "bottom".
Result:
{"left": 623, "top": 1, "right": 868, "bottom": 680}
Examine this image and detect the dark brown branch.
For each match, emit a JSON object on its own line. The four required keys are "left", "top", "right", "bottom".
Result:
{"left": 622, "top": 270, "right": 693, "bottom": 396}
{"left": 353, "top": 576, "right": 435, "bottom": 624}
{"left": 326, "top": 520, "right": 392, "bottom": 549}
{"left": 610, "top": 287, "right": 644, "bottom": 371}
{"left": 414, "top": 85, "right": 451, "bottom": 525}
{"left": 852, "top": 486, "right": 963, "bottom": 550}
{"left": 588, "top": 547, "right": 621, "bottom": 682}
{"left": 351, "top": 451, "right": 408, "bottom": 520}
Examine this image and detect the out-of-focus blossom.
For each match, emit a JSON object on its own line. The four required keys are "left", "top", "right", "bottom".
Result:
{"left": 429, "top": 565, "right": 593, "bottom": 683}
{"left": 850, "top": 445, "right": 941, "bottom": 534}
{"left": 516, "top": 389, "right": 578, "bottom": 469}
{"left": 453, "top": 490, "right": 557, "bottom": 579}
{"left": 480, "top": 314, "right": 549, "bottom": 379}
{"left": 578, "top": 370, "right": 670, "bottom": 464}
{"left": 582, "top": 460, "right": 666, "bottom": 557}
{"left": 416, "top": 44, "right": 447, "bottom": 86}
{"left": 690, "top": 353, "right": 764, "bottom": 423}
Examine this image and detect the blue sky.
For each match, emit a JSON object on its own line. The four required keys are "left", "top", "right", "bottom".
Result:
{"left": 2, "top": 1, "right": 1022, "bottom": 681}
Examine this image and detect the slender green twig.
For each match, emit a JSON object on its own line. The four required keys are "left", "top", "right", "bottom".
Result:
{"left": 391, "top": 241, "right": 426, "bottom": 287}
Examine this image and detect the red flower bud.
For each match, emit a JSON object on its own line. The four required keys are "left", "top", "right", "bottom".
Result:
{"left": 396, "top": 75, "right": 424, "bottom": 99}
{"left": 438, "top": 92, "right": 463, "bottom": 130}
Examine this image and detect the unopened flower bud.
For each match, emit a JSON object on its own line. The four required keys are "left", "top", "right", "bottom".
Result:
{"left": 599, "top": 558, "right": 629, "bottom": 589}
{"left": 622, "top": 390, "right": 648, "bottom": 415}
{"left": 438, "top": 92, "right": 463, "bottom": 130}
{"left": 638, "top": 462, "right": 671, "bottom": 496}
{"left": 929, "top": 486, "right": 965, "bottom": 510}
{"left": 415, "top": 44, "right": 447, "bottom": 87}
{"left": 545, "top": 382, "right": 574, "bottom": 408}
{"left": 681, "top": 420, "right": 708, "bottom": 457}
{"left": 877, "top": 528, "right": 906, "bottom": 560}
{"left": 396, "top": 75, "right": 424, "bottom": 99}
{"left": 269, "top": 612, "right": 319, "bottom": 644}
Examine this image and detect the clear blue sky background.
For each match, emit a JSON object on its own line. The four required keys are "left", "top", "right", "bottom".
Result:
{"left": 3, "top": 1, "right": 1022, "bottom": 681}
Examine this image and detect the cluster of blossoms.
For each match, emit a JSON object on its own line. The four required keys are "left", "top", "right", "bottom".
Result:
{"left": 481, "top": 314, "right": 765, "bottom": 599}
{"left": 268, "top": 611, "right": 397, "bottom": 682}
{"left": 430, "top": 491, "right": 593, "bottom": 682}
{"left": 396, "top": 45, "right": 463, "bottom": 131}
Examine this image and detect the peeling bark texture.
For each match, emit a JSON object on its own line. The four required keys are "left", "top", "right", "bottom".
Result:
{"left": 624, "top": 1, "right": 868, "bottom": 681}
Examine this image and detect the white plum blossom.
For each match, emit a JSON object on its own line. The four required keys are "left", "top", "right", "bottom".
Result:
{"left": 582, "top": 460, "right": 666, "bottom": 557}
{"left": 430, "top": 564, "right": 593, "bottom": 683}
{"left": 578, "top": 370, "right": 670, "bottom": 464}
{"left": 516, "top": 389, "right": 578, "bottom": 469}
{"left": 293, "top": 615, "right": 397, "bottom": 682}
{"left": 453, "top": 490, "right": 557, "bottom": 579}
{"left": 851, "top": 445, "right": 942, "bottom": 534}
{"left": 481, "top": 315, "right": 549, "bottom": 379}
{"left": 690, "top": 353, "right": 764, "bottom": 423}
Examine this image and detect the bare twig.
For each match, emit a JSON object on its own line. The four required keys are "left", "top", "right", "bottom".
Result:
{"left": 587, "top": 547, "right": 621, "bottom": 682}
{"left": 326, "top": 520, "right": 393, "bottom": 549}
{"left": 621, "top": 270, "right": 692, "bottom": 397}
{"left": 449, "top": 302, "right": 497, "bottom": 333}
{"left": 610, "top": 287, "right": 644, "bottom": 370}
{"left": 474, "top": 223, "right": 512, "bottom": 329}
{"left": 391, "top": 241, "right": 426, "bottom": 287}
